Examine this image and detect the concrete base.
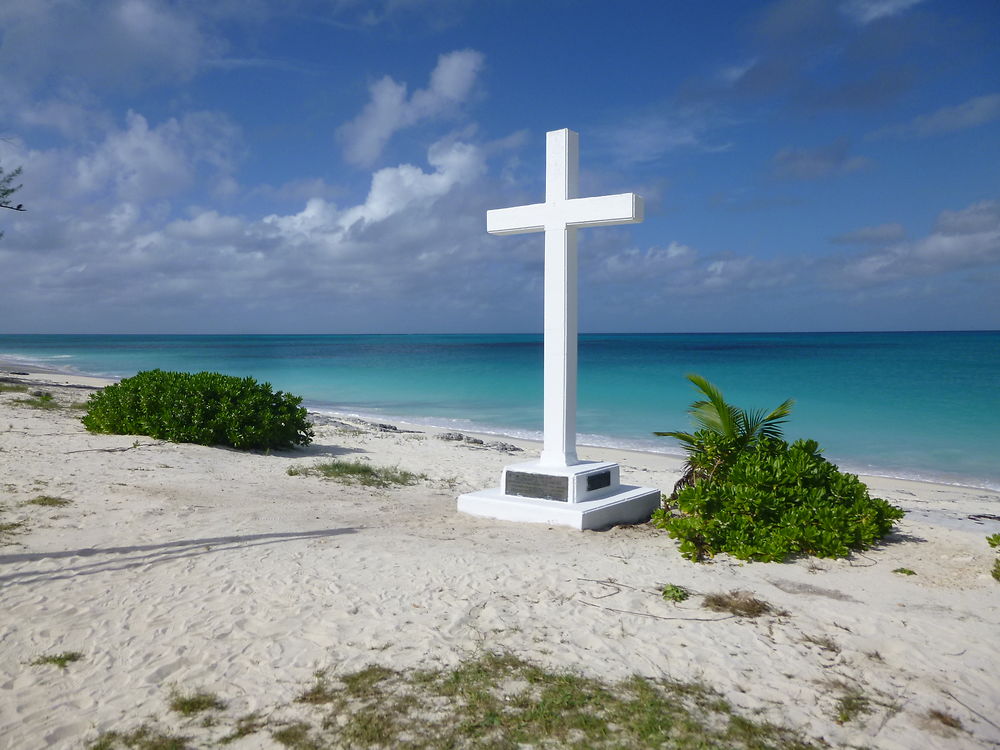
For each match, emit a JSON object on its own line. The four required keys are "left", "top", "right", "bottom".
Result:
{"left": 457, "top": 484, "right": 661, "bottom": 531}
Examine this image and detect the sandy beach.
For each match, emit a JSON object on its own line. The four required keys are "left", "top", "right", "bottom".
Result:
{"left": 1, "top": 367, "right": 999, "bottom": 749}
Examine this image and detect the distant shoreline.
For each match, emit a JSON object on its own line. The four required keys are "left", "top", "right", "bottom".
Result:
{"left": 0, "top": 350, "right": 1000, "bottom": 492}
{"left": 3, "top": 362, "right": 999, "bottom": 514}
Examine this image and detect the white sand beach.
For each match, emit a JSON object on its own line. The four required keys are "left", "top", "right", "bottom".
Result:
{"left": 1, "top": 367, "right": 999, "bottom": 749}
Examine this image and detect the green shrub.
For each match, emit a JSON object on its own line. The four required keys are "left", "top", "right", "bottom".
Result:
{"left": 655, "top": 374, "right": 793, "bottom": 499}
{"left": 653, "top": 438, "right": 904, "bottom": 562}
{"left": 82, "top": 370, "right": 313, "bottom": 451}
{"left": 987, "top": 533, "right": 1000, "bottom": 548}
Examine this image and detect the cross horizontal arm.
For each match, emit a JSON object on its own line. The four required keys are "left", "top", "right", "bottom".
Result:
{"left": 487, "top": 193, "right": 644, "bottom": 236}
{"left": 487, "top": 203, "right": 548, "bottom": 235}
{"left": 563, "top": 193, "right": 643, "bottom": 228}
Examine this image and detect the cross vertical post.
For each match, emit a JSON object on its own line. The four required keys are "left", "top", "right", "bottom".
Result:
{"left": 485, "top": 127, "right": 645, "bottom": 468}
{"left": 542, "top": 129, "right": 580, "bottom": 467}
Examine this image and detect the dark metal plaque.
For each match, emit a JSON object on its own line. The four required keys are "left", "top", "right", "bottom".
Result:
{"left": 586, "top": 471, "right": 612, "bottom": 492}
{"left": 505, "top": 471, "right": 568, "bottom": 501}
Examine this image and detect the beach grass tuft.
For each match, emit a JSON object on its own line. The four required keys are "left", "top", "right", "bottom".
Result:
{"left": 13, "top": 391, "right": 61, "bottom": 410}
{"left": 271, "top": 721, "right": 319, "bottom": 749}
{"left": 218, "top": 712, "right": 267, "bottom": 744}
{"left": 833, "top": 684, "right": 871, "bottom": 724}
{"left": 892, "top": 567, "right": 917, "bottom": 576}
{"left": 928, "top": 708, "right": 963, "bottom": 730}
{"left": 26, "top": 495, "right": 72, "bottom": 507}
{"left": 296, "top": 671, "right": 340, "bottom": 705}
{"left": 702, "top": 590, "right": 784, "bottom": 618}
{"left": 801, "top": 634, "right": 839, "bottom": 653}
{"left": 167, "top": 688, "right": 225, "bottom": 716}
{"left": 87, "top": 724, "right": 191, "bottom": 750}
{"left": 992, "top": 558, "right": 1000, "bottom": 582}
{"left": 0, "top": 383, "right": 28, "bottom": 393}
{"left": 287, "top": 459, "right": 425, "bottom": 488}
{"left": 94, "top": 652, "right": 824, "bottom": 749}
{"left": 0, "top": 520, "right": 28, "bottom": 541}
{"left": 30, "top": 651, "right": 84, "bottom": 669}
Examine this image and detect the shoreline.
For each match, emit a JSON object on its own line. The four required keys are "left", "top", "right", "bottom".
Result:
{"left": 3, "top": 364, "right": 998, "bottom": 535}
{"left": 3, "top": 356, "right": 999, "bottom": 495}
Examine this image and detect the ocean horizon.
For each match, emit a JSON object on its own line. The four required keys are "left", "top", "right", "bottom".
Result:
{"left": 2, "top": 331, "right": 998, "bottom": 492}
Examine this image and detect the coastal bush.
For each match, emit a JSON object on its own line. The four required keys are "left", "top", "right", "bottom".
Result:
{"left": 653, "top": 438, "right": 904, "bottom": 562}
{"left": 655, "top": 374, "right": 793, "bottom": 499}
{"left": 82, "top": 370, "right": 313, "bottom": 450}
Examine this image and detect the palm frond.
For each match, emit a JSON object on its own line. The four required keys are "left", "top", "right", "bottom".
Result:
{"left": 652, "top": 430, "right": 698, "bottom": 447}
{"left": 741, "top": 399, "right": 794, "bottom": 440}
{"left": 685, "top": 374, "right": 739, "bottom": 437}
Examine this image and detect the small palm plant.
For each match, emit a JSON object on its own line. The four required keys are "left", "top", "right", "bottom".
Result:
{"left": 655, "top": 374, "right": 793, "bottom": 498}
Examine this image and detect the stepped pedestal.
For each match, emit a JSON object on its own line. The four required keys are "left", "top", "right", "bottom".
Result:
{"left": 458, "top": 459, "right": 660, "bottom": 531}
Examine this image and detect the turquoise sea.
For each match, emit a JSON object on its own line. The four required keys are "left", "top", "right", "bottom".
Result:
{"left": 1, "top": 332, "right": 997, "bottom": 491}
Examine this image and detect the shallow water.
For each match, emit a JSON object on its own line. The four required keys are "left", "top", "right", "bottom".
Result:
{"left": 2, "top": 331, "right": 997, "bottom": 490}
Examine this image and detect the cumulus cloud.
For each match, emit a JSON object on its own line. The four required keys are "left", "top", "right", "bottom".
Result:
{"left": 839, "top": 200, "right": 1000, "bottom": 283}
{"left": 589, "top": 239, "right": 796, "bottom": 301}
{"left": 337, "top": 49, "right": 485, "bottom": 167}
{"left": 338, "top": 140, "right": 484, "bottom": 227}
{"left": 0, "top": 135, "right": 519, "bottom": 332}
{"left": 71, "top": 110, "right": 240, "bottom": 203}
{"left": 772, "top": 138, "right": 871, "bottom": 179}
{"left": 869, "top": 93, "right": 1000, "bottom": 139}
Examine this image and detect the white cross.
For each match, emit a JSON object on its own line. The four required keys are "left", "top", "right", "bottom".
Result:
{"left": 487, "top": 129, "right": 644, "bottom": 467}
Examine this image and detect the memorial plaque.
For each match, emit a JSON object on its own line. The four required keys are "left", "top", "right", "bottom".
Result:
{"left": 505, "top": 471, "right": 569, "bottom": 501}
{"left": 586, "top": 470, "right": 611, "bottom": 492}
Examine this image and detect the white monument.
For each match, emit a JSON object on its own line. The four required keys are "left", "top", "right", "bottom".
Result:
{"left": 457, "top": 128, "right": 660, "bottom": 530}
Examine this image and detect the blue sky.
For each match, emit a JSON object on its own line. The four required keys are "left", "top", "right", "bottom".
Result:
{"left": 1, "top": 0, "right": 998, "bottom": 334}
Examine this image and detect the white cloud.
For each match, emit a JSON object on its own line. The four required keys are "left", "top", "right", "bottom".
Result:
{"left": 341, "top": 140, "right": 484, "bottom": 227}
{"left": 591, "top": 239, "right": 796, "bottom": 301}
{"left": 71, "top": 110, "right": 240, "bottom": 203}
{"left": 166, "top": 211, "right": 246, "bottom": 242}
{"left": 935, "top": 200, "right": 1000, "bottom": 235}
{"left": 839, "top": 200, "right": 1000, "bottom": 283}
{"left": 840, "top": 0, "right": 925, "bottom": 25}
{"left": 598, "top": 242, "right": 696, "bottom": 282}
{"left": 0, "top": 134, "right": 503, "bottom": 331}
{"left": 869, "top": 94, "right": 1000, "bottom": 140}
{"left": 337, "top": 49, "right": 485, "bottom": 166}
